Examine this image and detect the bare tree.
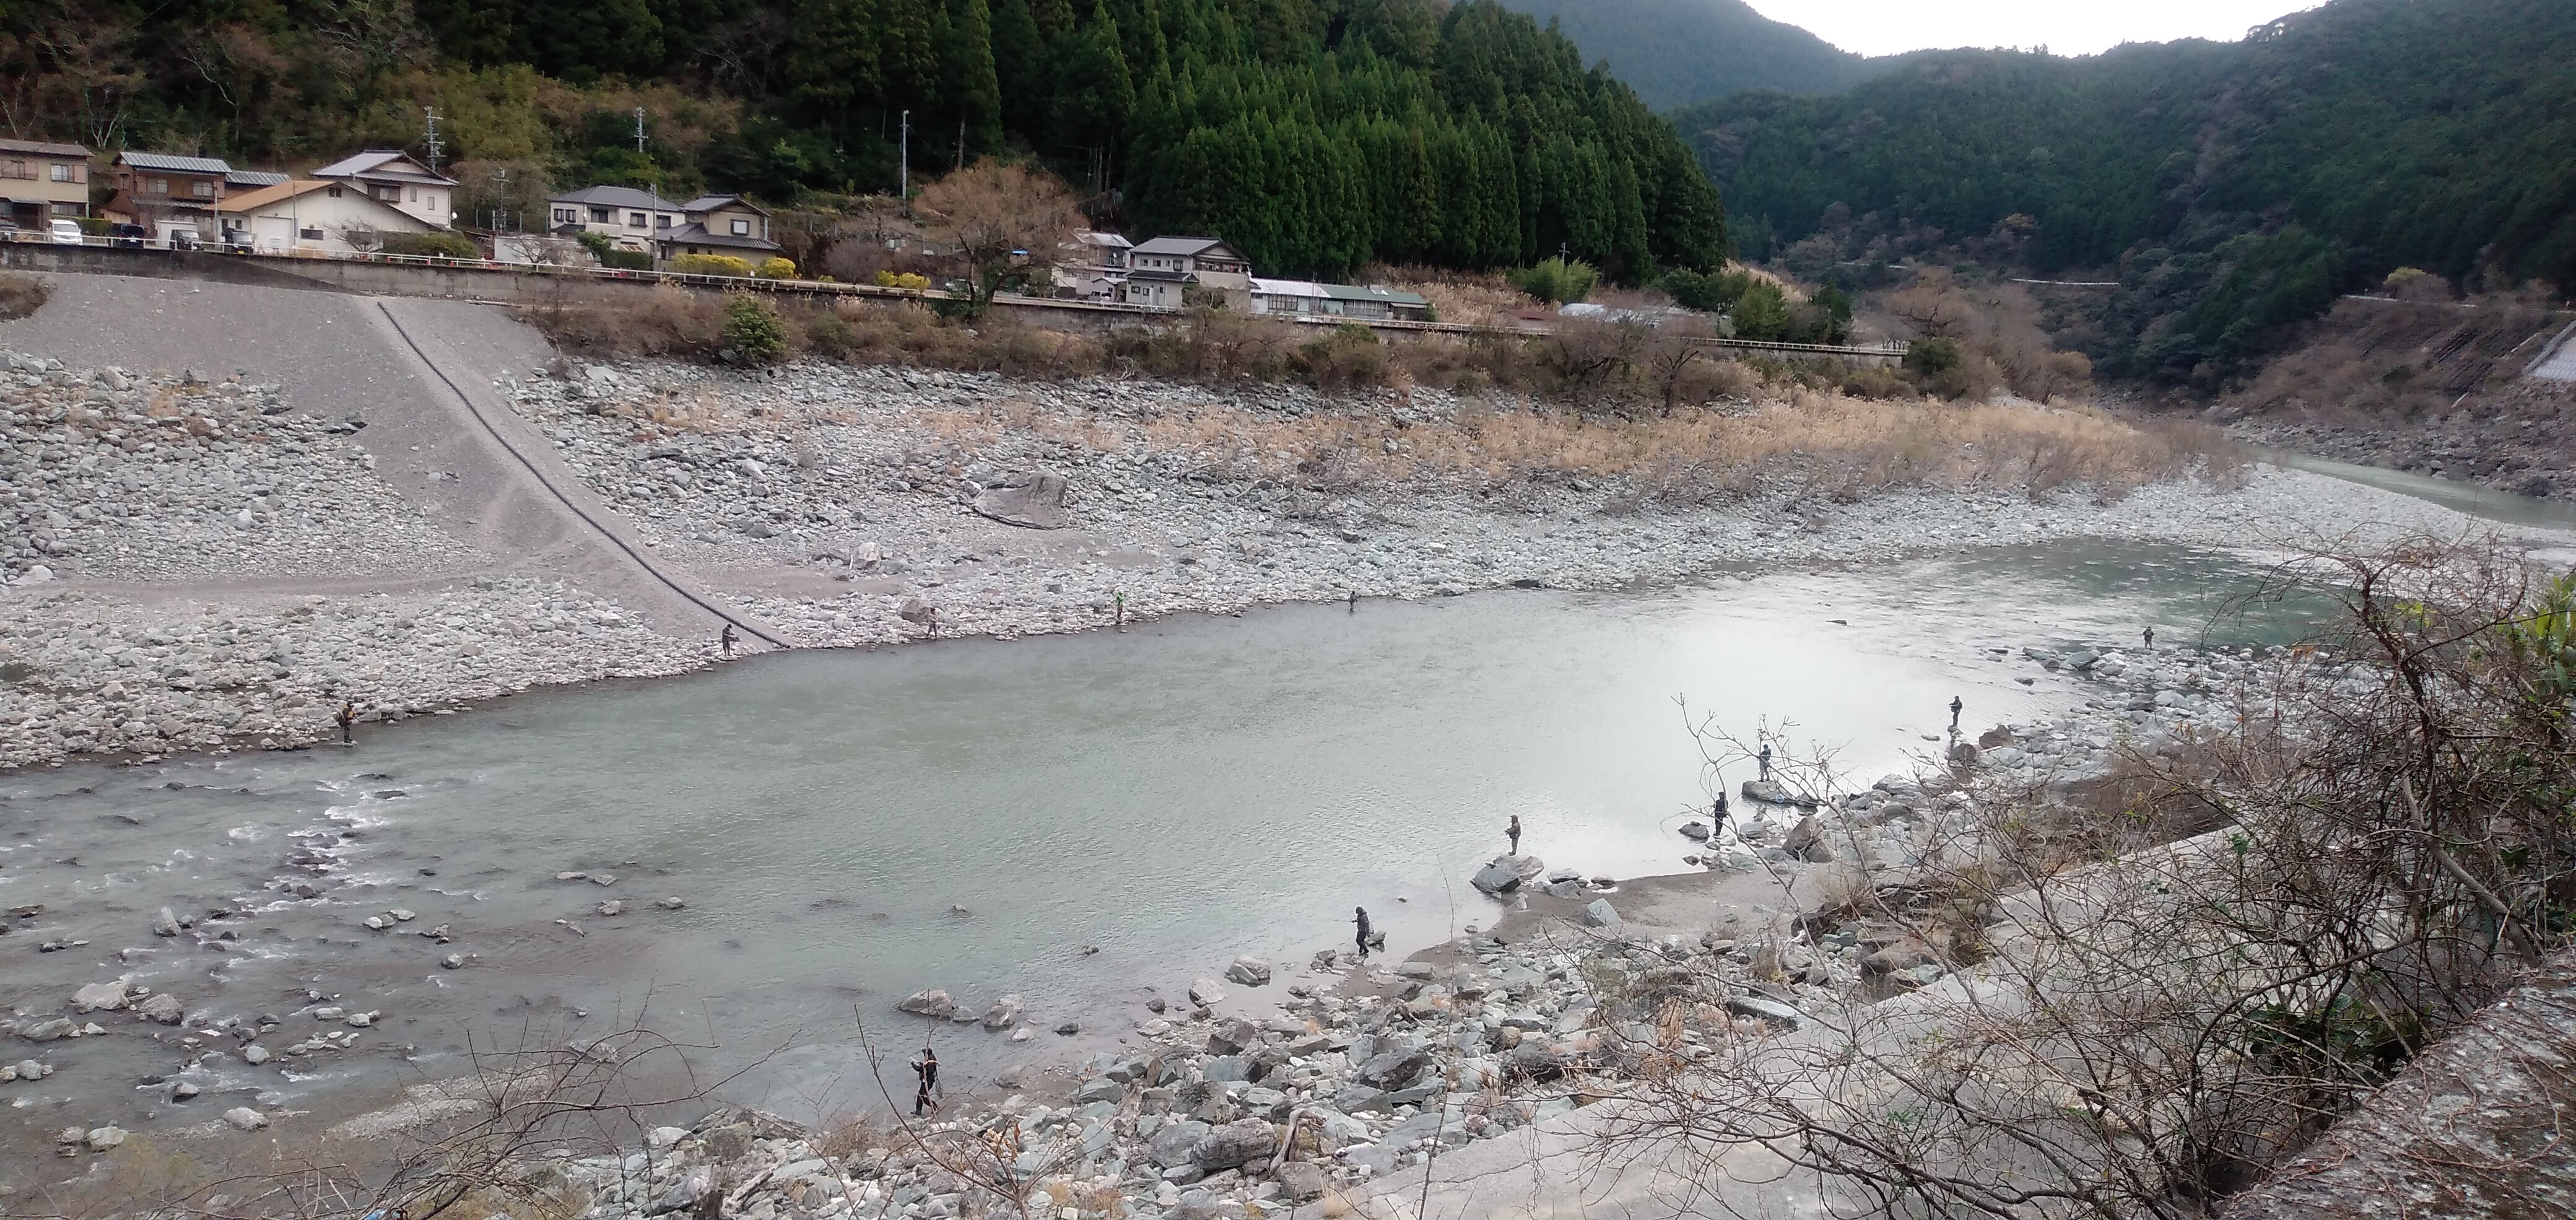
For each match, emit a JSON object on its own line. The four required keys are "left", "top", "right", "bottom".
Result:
{"left": 913, "top": 161, "right": 1081, "bottom": 318}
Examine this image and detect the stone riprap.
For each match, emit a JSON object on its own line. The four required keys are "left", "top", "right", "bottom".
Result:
{"left": 0, "top": 349, "right": 710, "bottom": 768}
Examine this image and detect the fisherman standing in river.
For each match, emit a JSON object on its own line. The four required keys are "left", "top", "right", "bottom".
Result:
{"left": 721, "top": 623, "right": 737, "bottom": 657}
{"left": 1949, "top": 695, "right": 1964, "bottom": 733}
{"left": 2143, "top": 625, "right": 2156, "bottom": 649}
{"left": 911, "top": 1045, "right": 940, "bottom": 1117}
{"left": 336, "top": 701, "right": 357, "bottom": 746}
{"left": 1507, "top": 814, "right": 1522, "bottom": 856}
{"left": 1757, "top": 743, "right": 1773, "bottom": 780}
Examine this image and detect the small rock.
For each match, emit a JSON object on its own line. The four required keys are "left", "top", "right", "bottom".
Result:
{"left": 895, "top": 990, "right": 955, "bottom": 1018}
{"left": 86, "top": 1126, "right": 128, "bottom": 1151}
{"left": 137, "top": 993, "right": 186, "bottom": 1025}
{"left": 980, "top": 994, "right": 1024, "bottom": 1029}
{"left": 1188, "top": 978, "right": 1225, "bottom": 1007}
{"left": 243, "top": 1045, "right": 272, "bottom": 1065}
{"left": 1224, "top": 956, "right": 1272, "bottom": 987}
{"left": 1580, "top": 898, "right": 1621, "bottom": 929}
{"left": 70, "top": 980, "right": 129, "bottom": 1013}
{"left": 223, "top": 1107, "right": 269, "bottom": 1131}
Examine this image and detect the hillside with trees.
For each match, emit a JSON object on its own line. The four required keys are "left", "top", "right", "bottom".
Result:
{"left": 1494, "top": 0, "right": 1882, "bottom": 108}
{"left": 0, "top": 0, "right": 1723, "bottom": 282}
{"left": 1674, "top": 0, "right": 2576, "bottom": 383}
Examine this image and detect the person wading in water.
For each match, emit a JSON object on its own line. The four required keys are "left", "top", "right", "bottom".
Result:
{"left": 721, "top": 624, "right": 737, "bottom": 657}
{"left": 1507, "top": 814, "right": 1522, "bottom": 856}
{"left": 1949, "top": 695, "right": 1964, "bottom": 733}
{"left": 911, "top": 1045, "right": 940, "bottom": 1117}
{"left": 336, "top": 702, "right": 357, "bottom": 746}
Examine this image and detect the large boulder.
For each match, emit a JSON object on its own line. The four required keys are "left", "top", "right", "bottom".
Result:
{"left": 69, "top": 981, "right": 128, "bottom": 1013}
{"left": 972, "top": 472, "right": 1073, "bottom": 529}
{"left": 1470, "top": 858, "right": 1521, "bottom": 895}
{"left": 1356, "top": 1047, "right": 1430, "bottom": 1089}
{"left": 136, "top": 993, "right": 186, "bottom": 1025}
{"left": 1783, "top": 815, "right": 1834, "bottom": 861}
{"left": 1187, "top": 1117, "right": 1279, "bottom": 1170}
{"left": 895, "top": 989, "right": 955, "bottom": 1018}
{"left": 1580, "top": 898, "right": 1621, "bottom": 929}
{"left": 979, "top": 994, "right": 1024, "bottom": 1029}
{"left": 1726, "top": 995, "right": 1804, "bottom": 1029}
{"left": 1224, "top": 956, "right": 1272, "bottom": 987}
{"left": 1205, "top": 1017, "right": 1261, "bottom": 1057}
{"left": 1147, "top": 1118, "right": 1212, "bottom": 1167}
{"left": 1187, "top": 978, "right": 1226, "bottom": 1008}
{"left": 1276, "top": 1160, "right": 1329, "bottom": 1203}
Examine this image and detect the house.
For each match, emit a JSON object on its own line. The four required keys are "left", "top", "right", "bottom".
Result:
{"left": 1053, "top": 231, "right": 1133, "bottom": 300}
{"left": 1248, "top": 278, "right": 1434, "bottom": 322}
{"left": 107, "top": 151, "right": 235, "bottom": 237}
{"left": 0, "top": 139, "right": 93, "bottom": 228}
{"left": 1129, "top": 237, "right": 1250, "bottom": 285}
{"left": 658, "top": 194, "right": 783, "bottom": 261}
{"left": 546, "top": 185, "right": 685, "bottom": 253}
{"left": 215, "top": 180, "right": 435, "bottom": 256}
{"left": 308, "top": 151, "right": 459, "bottom": 229}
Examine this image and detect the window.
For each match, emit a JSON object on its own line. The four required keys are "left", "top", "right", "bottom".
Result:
{"left": 192, "top": 180, "right": 215, "bottom": 198}
{"left": 729, "top": 218, "right": 750, "bottom": 236}
{"left": 327, "top": 186, "right": 343, "bottom": 198}
{"left": 627, "top": 212, "right": 646, "bottom": 227}
{"left": 429, "top": 194, "right": 440, "bottom": 212}
{"left": 590, "top": 207, "right": 611, "bottom": 224}
{"left": 406, "top": 187, "right": 418, "bottom": 203}
{"left": 299, "top": 227, "right": 324, "bottom": 241}
{"left": 1, "top": 160, "right": 22, "bottom": 179}
{"left": 52, "top": 163, "right": 76, "bottom": 183}
{"left": 147, "top": 176, "right": 168, "bottom": 194}
{"left": 373, "top": 184, "right": 399, "bottom": 201}
{"left": 655, "top": 214, "right": 671, "bottom": 228}
{"left": 555, "top": 207, "right": 577, "bottom": 224}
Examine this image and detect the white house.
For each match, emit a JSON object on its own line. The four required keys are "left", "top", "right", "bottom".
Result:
{"left": 1248, "top": 277, "right": 1432, "bottom": 322}
{"left": 308, "top": 150, "right": 459, "bottom": 229}
{"left": 215, "top": 180, "right": 435, "bottom": 256}
{"left": 1122, "top": 235, "right": 1253, "bottom": 307}
{"left": 1054, "top": 231, "right": 1133, "bottom": 300}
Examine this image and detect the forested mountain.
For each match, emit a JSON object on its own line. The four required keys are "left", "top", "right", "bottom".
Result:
{"left": 1673, "top": 0, "right": 2576, "bottom": 382}
{"left": 1496, "top": 0, "right": 1881, "bottom": 108}
{"left": 0, "top": 0, "right": 1723, "bottom": 281}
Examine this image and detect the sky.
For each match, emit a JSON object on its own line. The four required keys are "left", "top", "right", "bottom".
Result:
{"left": 1744, "top": 0, "right": 2321, "bottom": 58}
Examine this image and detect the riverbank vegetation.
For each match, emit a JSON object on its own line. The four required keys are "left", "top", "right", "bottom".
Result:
{"left": 1604, "top": 538, "right": 2576, "bottom": 1215}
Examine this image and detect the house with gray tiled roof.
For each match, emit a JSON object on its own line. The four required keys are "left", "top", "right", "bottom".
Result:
{"left": 310, "top": 150, "right": 459, "bottom": 229}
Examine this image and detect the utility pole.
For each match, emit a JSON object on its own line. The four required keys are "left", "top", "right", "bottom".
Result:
{"left": 634, "top": 107, "right": 648, "bottom": 157}
{"left": 492, "top": 166, "right": 510, "bottom": 235}
{"left": 898, "top": 110, "right": 910, "bottom": 199}
{"left": 955, "top": 119, "right": 965, "bottom": 172}
{"left": 422, "top": 107, "right": 445, "bottom": 175}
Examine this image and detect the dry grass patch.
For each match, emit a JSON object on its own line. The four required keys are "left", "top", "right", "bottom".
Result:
{"left": 0, "top": 271, "right": 50, "bottom": 320}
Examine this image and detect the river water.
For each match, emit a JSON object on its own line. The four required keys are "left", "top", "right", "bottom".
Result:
{"left": 1, "top": 535, "right": 2352, "bottom": 1152}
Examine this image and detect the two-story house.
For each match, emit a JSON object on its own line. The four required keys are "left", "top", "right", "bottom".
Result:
{"left": 546, "top": 185, "right": 685, "bottom": 254}
{"left": 1121, "top": 235, "right": 1252, "bottom": 308}
{"left": 659, "top": 194, "right": 784, "bottom": 261}
{"left": 107, "top": 152, "right": 235, "bottom": 237}
{"left": 308, "top": 150, "right": 459, "bottom": 229}
{"left": 0, "top": 139, "right": 93, "bottom": 229}
{"left": 1053, "top": 231, "right": 1133, "bottom": 300}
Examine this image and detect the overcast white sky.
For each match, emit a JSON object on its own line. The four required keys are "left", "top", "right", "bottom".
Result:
{"left": 1744, "top": 0, "right": 2320, "bottom": 58}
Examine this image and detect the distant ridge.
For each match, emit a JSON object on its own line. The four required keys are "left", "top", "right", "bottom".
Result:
{"left": 1495, "top": 0, "right": 1886, "bottom": 108}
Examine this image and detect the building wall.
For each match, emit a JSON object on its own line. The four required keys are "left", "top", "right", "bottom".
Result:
{"left": 225, "top": 189, "right": 431, "bottom": 256}
{"left": 345, "top": 179, "right": 449, "bottom": 229}
{"left": 0, "top": 155, "right": 89, "bottom": 214}
{"left": 548, "top": 200, "right": 681, "bottom": 251}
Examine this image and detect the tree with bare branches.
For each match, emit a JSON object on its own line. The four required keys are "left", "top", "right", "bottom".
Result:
{"left": 913, "top": 161, "right": 1080, "bottom": 318}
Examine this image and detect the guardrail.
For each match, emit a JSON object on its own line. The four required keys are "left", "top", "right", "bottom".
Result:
{"left": 4, "top": 236, "right": 1912, "bottom": 358}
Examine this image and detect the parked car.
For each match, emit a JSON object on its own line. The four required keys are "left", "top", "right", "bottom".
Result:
{"left": 0, "top": 219, "right": 20, "bottom": 242}
{"left": 107, "top": 222, "right": 149, "bottom": 248}
{"left": 50, "top": 219, "right": 84, "bottom": 244}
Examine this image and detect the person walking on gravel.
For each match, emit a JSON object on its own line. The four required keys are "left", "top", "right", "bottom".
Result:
{"left": 1354, "top": 906, "right": 1380, "bottom": 961}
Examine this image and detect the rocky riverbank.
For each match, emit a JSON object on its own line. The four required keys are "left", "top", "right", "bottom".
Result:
{"left": 0, "top": 349, "right": 713, "bottom": 769}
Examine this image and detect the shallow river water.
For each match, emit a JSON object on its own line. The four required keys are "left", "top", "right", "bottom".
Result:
{"left": 0, "top": 537, "right": 2348, "bottom": 1152}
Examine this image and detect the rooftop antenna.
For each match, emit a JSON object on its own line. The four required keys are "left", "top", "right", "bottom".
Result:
{"left": 422, "top": 107, "right": 445, "bottom": 174}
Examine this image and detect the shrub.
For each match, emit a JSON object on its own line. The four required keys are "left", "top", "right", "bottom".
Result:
{"left": 1904, "top": 336, "right": 1962, "bottom": 376}
{"left": 379, "top": 232, "right": 481, "bottom": 259}
{"left": 1729, "top": 281, "right": 1791, "bottom": 341}
{"left": 722, "top": 295, "right": 788, "bottom": 363}
{"left": 0, "top": 272, "right": 50, "bottom": 321}
{"left": 671, "top": 253, "right": 755, "bottom": 277}
{"left": 1510, "top": 256, "right": 1598, "bottom": 305}
{"left": 572, "top": 231, "right": 615, "bottom": 259}
{"left": 756, "top": 256, "right": 798, "bottom": 279}
{"left": 599, "top": 249, "right": 653, "bottom": 271}
{"left": 874, "top": 270, "right": 931, "bottom": 290}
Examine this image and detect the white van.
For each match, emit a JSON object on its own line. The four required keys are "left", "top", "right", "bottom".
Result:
{"left": 49, "top": 219, "right": 83, "bottom": 245}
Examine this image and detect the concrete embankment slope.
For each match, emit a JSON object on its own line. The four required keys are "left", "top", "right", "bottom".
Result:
{"left": 0, "top": 272, "right": 781, "bottom": 646}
